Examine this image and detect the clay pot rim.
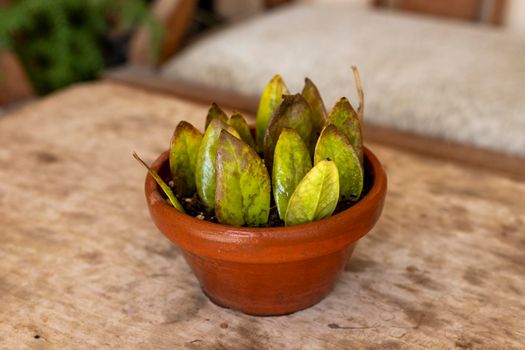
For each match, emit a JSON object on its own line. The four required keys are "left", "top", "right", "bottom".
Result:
{"left": 145, "top": 146, "right": 387, "bottom": 244}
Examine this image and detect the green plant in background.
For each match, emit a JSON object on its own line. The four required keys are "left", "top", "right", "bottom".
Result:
{"left": 0, "top": 0, "right": 161, "bottom": 95}
{"left": 135, "top": 67, "right": 365, "bottom": 227}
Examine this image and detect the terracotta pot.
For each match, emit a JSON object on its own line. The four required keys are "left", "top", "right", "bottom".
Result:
{"left": 144, "top": 147, "right": 387, "bottom": 316}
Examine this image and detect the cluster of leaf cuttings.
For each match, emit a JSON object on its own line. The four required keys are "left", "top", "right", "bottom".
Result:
{"left": 134, "top": 67, "right": 366, "bottom": 228}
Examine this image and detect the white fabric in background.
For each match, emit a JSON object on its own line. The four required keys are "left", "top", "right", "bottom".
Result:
{"left": 163, "top": 3, "right": 525, "bottom": 156}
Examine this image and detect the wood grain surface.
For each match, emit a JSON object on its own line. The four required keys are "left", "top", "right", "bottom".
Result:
{"left": 0, "top": 82, "right": 523, "bottom": 349}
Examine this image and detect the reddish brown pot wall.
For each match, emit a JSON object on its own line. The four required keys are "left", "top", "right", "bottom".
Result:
{"left": 145, "top": 147, "right": 387, "bottom": 316}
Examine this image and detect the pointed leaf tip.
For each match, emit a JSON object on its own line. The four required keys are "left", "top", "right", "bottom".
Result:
{"left": 327, "top": 97, "right": 363, "bottom": 163}
{"left": 314, "top": 125, "right": 363, "bottom": 201}
{"left": 228, "top": 112, "right": 256, "bottom": 149}
{"left": 195, "top": 119, "right": 240, "bottom": 211}
{"left": 263, "top": 93, "right": 313, "bottom": 170}
{"left": 351, "top": 66, "right": 364, "bottom": 123}
{"left": 256, "top": 75, "right": 289, "bottom": 151}
{"left": 273, "top": 128, "right": 312, "bottom": 220}
{"left": 169, "top": 121, "right": 202, "bottom": 197}
{"left": 215, "top": 130, "right": 271, "bottom": 227}
{"left": 133, "top": 152, "right": 185, "bottom": 212}
{"left": 205, "top": 102, "right": 228, "bottom": 129}
{"left": 302, "top": 77, "right": 327, "bottom": 134}
{"left": 284, "top": 160, "right": 339, "bottom": 226}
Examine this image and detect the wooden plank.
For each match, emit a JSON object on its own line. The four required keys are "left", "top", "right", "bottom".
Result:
{"left": 104, "top": 66, "right": 525, "bottom": 181}
{"left": 0, "top": 81, "right": 523, "bottom": 348}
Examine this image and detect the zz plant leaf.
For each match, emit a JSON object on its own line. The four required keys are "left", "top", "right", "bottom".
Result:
{"left": 302, "top": 78, "right": 327, "bottom": 139}
{"left": 228, "top": 112, "right": 256, "bottom": 149}
{"left": 263, "top": 94, "right": 313, "bottom": 169}
{"left": 215, "top": 130, "right": 271, "bottom": 227}
{"left": 326, "top": 97, "right": 363, "bottom": 163}
{"left": 133, "top": 152, "right": 185, "bottom": 213}
{"left": 195, "top": 118, "right": 239, "bottom": 212}
{"left": 169, "top": 121, "right": 202, "bottom": 197}
{"left": 256, "top": 75, "right": 289, "bottom": 151}
{"left": 314, "top": 125, "right": 363, "bottom": 201}
{"left": 205, "top": 102, "right": 228, "bottom": 129}
{"left": 273, "top": 128, "right": 312, "bottom": 220}
{"left": 285, "top": 160, "right": 339, "bottom": 226}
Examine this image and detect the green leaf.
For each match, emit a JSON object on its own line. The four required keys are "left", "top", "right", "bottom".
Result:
{"left": 314, "top": 125, "right": 363, "bottom": 201}
{"left": 263, "top": 94, "right": 313, "bottom": 170}
{"left": 195, "top": 119, "right": 240, "bottom": 211}
{"left": 169, "top": 121, "right": 203, "bottom": 197}
{"left": 285, "top": 160, "right": 339, "bottom": 226}
{"left": 133, "top": 152, "right": 185, "bottom": 213}
{"left": 273, "top": 128, "right": 312, "bottom": 220}
{"left": 228, "top": 112, "right": 256, "bottom": 149}
{"left": 326, "top": 97, "right": 363, "bottom": 163}
{"left": 215, "top": 131, "right": 271, "bottom": 227}
{"left": 255, "top": 75, "right": 289, "bottom": 151}
{"left": 205, "top": 103, "right": 228, "bottom": 129}
{"left": 302, "top": 77, "right": 327, "bottom": 139}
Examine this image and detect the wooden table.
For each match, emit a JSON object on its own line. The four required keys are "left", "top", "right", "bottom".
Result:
{"left": 1, "top": 82, "right": 524, "bottom": 349}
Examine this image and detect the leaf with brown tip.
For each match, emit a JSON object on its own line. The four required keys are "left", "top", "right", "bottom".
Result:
{"left": 133, "top": 152, "right": 185, "bottom": 212}
{"left": 326, "top": 97, "right": 363, "bottom": 163}
{"left": 273, "top": 128, "right": 312, "bottom": 220}
{"left": 215, "top": 131, "right": 271, "bottom": 227}
{"left": 195, "top": 119, "right": 240, "bottom": 211}
{"left": 314, "top": 125, "right": 363, "bottom": 201}
{"left": 169, "top": 121, "right": 203, "bottom": 197}
{"left": 351, "top": 65, "right": 364, "bottom": 123}
{"left": 263, "top": 94, "right": 313, "bottom": 170}
{"left": 255, "top": 75, "right": 289, "bottom": 151}
{"left": 205, "top": 103, "right": 228, "bottom": 129}
{"left": 228, "top": 112, "right": 256, "bottom": 149}
{"left": 284, "top": 160, "right": 339, "bottom": 226}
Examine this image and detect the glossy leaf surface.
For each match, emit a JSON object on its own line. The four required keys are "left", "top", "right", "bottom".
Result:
{"left": 326, "top": 97, "right": 363, "bottom": 163}
{"left": 285, "top": 160, "right": 339, "bottom": 226}
{"left": 133, "top": 152, "right": 185, "bottom": 212}
{"left": 169, "top": 121, "right": 202, "bottom": 197}
{"left": 302, "top": 77, "right": 327, "bottom": 139}
{"left": 315, "top": 125, "right": 363, "bottom": 201}
{"left": 263, "top": 94, "right": 313, "bottom": 169}
{"left": 255, "top": 75, "right": 289, "bottom": 151}
{"left": 195, "top": 119, "right": 239, "bottom": 211}
{"left": 228, "top": 112, "right": 256, "bottom": 149}
{"left": 272, "top": 128, "right": 312, "bottom": 220}
{"left": 205, "top": 103, "right": 228, "bottom": 129}
{"left": 215, "top": 131, "right": 271, "bottom": 227}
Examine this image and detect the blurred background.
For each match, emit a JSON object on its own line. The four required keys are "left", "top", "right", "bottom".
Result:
{"left": 1, "top": 0, "right": 524, "bottom": 157}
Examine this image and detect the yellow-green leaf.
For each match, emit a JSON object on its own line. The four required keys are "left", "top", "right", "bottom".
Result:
{"left": 169, "top": 121, "right": 203, "bottom": 197}
{"left": 195, "top": 119, "right": 240, "bottom": 211}
{"left": 215, "top": 131, "right": 271, "bottom": 227}
{"left": 302, "top": 77, "right": 327, "bottom": 139}
{"left": 263, "top": 94, "right": 313, "bottom": 170}
{"left": 273, "top": 128, "right": 312, "bottom": 220}
{"left": 285, "top": 160, "right": 339, "bottom": 226}
{"left": 255, "top": 75, "right": 289, "bottom": 151}
{"left": 228, "top": 112, "right": 256, "bottom": 149}
{"left": 133, "top": 152, "right": 185, "bottom": 213}
{"left": 314, "top": 125, "right": 363, "bottom": 201}
{"left": 205, "top": 102, "right": 228, "bottom": 129}
{"left": 326, "top": 97, "right": 363, "bottom": 163}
